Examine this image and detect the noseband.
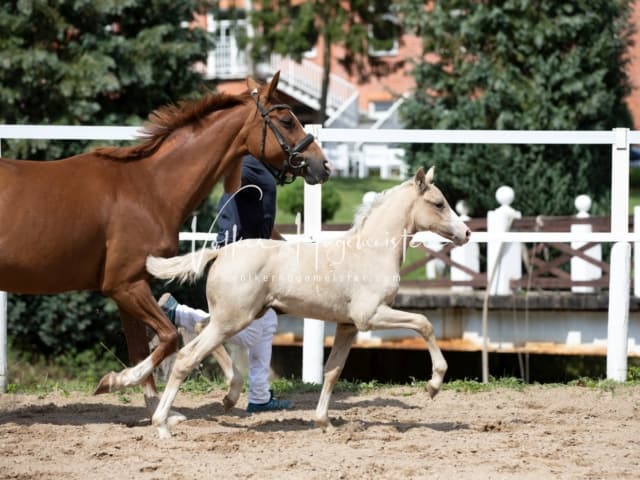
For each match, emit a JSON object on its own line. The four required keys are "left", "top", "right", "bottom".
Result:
{"left": 252, "top": 90, "right": 315, "bottom": 185}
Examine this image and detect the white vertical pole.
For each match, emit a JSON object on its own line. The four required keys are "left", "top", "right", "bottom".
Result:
{"left": 634, "top": 205, "right": 640, "bottom": 298}
{"left": 607, "top": 129, "right": 631, "bottom": 381}
{"left": 606, "top": 242, "right": 631, "bottom": 381}
{"left": 302, "top": 124, "right": 324, "bottom": 384}
{"left": 0, "top": 137, "right": 6, "bottom": 392}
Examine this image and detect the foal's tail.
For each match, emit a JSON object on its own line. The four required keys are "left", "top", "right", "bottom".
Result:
{"left": 146, "top": 248, "right": 220, "bottom": 284}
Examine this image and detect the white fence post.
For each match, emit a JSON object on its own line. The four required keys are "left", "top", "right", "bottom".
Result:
{"left": 571, "top": 195, "right": 602, "bottom": 293}
{"left": 606, "top": 128, "right": 631, "bottom": 380}
{"left": 487, "top": 186, "right": 522, "bottom": 295}
{"left": 451, "top": 200, "right": 479, "bottom": 292}
{"left": 606, "top": 242, "right": 631, "bottom": 381}
{"left": 302, "top": 124, "right": 325, "bottom": 384}
{"left": 635, "top": 205, "right": 640, "bottom": 298}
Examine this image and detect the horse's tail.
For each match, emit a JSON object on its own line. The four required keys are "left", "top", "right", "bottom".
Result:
{"left": 146, "top": 248, "right": 220, "bottom": 284}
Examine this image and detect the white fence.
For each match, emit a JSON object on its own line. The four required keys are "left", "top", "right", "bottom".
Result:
{"left": 0, "top": 125, "right": 637, "bottom": 391}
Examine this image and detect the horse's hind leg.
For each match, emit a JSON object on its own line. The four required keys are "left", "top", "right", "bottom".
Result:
{"left": 315, "top": 323, "right": 357, "bottom": 430}
{"left": 152, "top": 321, "right": 229, "bottom": 439}
{"left": 211, "top": 344, "right": 243, "bottom": 411}
{"left": 366, "top": 305, "right": 447, "bottom": 398}
{"left": 95, "top": 282, "right": 182, "bottom": 413}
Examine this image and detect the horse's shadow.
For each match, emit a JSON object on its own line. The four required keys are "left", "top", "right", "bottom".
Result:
{"left": 0, "top": 400, "right": 223, "bottom": 428}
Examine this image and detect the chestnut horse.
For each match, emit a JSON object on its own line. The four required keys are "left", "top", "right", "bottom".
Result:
{"left": 0, "top": 72, "right": 329, "bottom": 417}
{"left": 147, "top": 167, "right": 471, "bottom": 438}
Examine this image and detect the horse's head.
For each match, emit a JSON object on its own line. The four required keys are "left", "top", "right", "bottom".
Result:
{"left": 411, "top": 166, "right": 471, "bottom": 246}
{"left": 244, "top": 72, "right": 330, "bottom": 185}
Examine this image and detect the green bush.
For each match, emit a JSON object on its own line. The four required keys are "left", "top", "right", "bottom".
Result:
{"left": 278, "top": 179, "right": 342, "bottom": 221}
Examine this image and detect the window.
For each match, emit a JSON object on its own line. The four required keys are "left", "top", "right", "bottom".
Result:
{"left": 368, "top": 13, "right": 399, "bottom": 57}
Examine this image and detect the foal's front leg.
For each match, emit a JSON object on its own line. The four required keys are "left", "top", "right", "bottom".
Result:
{"left": 366, "top": 305, "right": 447, "bottom": 398}
{"left": 315, "top": 323, "right": 358, "bottom": 430}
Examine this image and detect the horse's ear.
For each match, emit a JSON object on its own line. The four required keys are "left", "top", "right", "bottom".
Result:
{"left": 266, "top": 71, "right": 281, "bottom": 98}
{"left": 246, "top": 76, "right": 260, "bottom": 92}
{"left": 414, "top": 167, "right": 428, "bottom": 193}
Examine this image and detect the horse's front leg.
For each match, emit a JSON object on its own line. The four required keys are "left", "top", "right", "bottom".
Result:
{"left": 366, "top": 304, "right": 447, "bottom": 398}
{"left": 315, "top": 323, "right": 357, "bottom": 430}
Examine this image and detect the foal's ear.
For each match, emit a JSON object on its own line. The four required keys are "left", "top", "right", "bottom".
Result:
{"left": 414, "top": 167, "right": 429, "bottom": 193}
{"left": 425, "top": 165, "right": 435, "bottom": 184}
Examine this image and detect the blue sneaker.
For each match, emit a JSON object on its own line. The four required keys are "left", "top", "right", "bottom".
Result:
{"left": 246, "top": 390, "right": 292, "bottom": 413}
{"left": 158, "top": 293, "right": 178, "bottom": 324}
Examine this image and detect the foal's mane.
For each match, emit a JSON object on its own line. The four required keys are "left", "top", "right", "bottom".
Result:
{"left": 94, "top": 91, "right": 247, "bottom": 161}
{"left": 350, "top": 180, "right": 411, "bottom": 232}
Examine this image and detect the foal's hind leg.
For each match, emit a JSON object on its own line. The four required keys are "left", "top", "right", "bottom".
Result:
{"left": 153, "top": 321, "right": 230, "bottom": 439}
{"left": 315, "top": 323, "right": 358, "bottom": 430}
{"left": 366, "top": 305, "right": 447, "bottom": 398}
{"left": 211, "top": 344, "right": 243, "bottom": 411}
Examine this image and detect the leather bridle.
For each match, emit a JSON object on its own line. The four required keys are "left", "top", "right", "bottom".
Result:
{"left": 252, "top": 90, "right": 315, "bottom": 185}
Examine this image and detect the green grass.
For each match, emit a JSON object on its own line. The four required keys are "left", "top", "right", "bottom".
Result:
{"left": 630, "top": 188, "right": 640, "bottom": 210}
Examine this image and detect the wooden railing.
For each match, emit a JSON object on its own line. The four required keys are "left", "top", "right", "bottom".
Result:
{"left": 278, "top": 215, "right": 631, "bottom": 291}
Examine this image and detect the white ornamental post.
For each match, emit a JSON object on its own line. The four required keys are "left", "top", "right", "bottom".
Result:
{"left": 571, "top": 195, "right": 602, "bottom": 293}
{"left": 450, "top": 200, "right": 479, "bottom": 292}
{"left": 487, "top": 186, "right": 522, "bottom": 295}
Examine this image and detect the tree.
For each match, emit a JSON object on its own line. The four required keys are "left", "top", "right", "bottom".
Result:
{"left": 248, "top": 0, "right": 401, "bottom": 124}
{"left": 0, "top": 0, "right": 209, "bottom": 160}
{"left": 396, "top": 0, "right": 633, "bottom": 216}
{"left": 278, "top": 178, "right": 342, "bottom": 221}
{"left": 0, "top": 0, "right": 210, "bottom": 357}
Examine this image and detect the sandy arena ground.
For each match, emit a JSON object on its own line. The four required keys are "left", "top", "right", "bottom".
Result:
{"left": 0, "top": 384, "right": 639, "bottom": 479}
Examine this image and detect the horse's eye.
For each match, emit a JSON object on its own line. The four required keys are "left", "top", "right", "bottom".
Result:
{"left": 280, "top": 116, "right": 294, "bottom": 128}
{"left": 434, "top": 201, "right": 444, "bottom": 209}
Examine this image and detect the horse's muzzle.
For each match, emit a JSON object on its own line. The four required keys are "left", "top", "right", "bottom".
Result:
{"left": 302, "top": 158, "right": 331, "bottom": 185}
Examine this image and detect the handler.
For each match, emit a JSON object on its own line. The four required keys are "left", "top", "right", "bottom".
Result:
{"left": 159, "top": 154, "right": 292, "bottom": 413}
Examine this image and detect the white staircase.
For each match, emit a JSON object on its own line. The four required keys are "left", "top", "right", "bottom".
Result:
{"left": 261, "top": 55, "right": 360, "bottom": 128}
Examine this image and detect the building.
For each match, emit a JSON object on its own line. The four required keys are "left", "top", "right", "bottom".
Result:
{"left": 198, "top": 2, "right": 640, "bottom": 177}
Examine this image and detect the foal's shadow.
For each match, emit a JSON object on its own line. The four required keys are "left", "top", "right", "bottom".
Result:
{"left": 218, "top": 394, "right": 470, "bottom": 434}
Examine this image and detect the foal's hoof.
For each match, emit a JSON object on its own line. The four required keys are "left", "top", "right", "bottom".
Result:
{"left": 167, "top": 411, "right": 187, "bottom": 427}
{"left": 93, "top": 372, "right": 118, "bottom": 395}
{"left": 426, "top": 381, "right": 440, "bottom": 399}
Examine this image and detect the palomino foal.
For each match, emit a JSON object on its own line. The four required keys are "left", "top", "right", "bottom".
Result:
{"left": 147, "top": 167, "right": 470, "bottom": 438}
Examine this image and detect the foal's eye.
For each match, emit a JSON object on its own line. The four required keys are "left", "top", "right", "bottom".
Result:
{"left": 434, "top": 201, "right": 445, "bottom": 209}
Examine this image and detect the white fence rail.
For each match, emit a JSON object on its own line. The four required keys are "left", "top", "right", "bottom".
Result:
{"left": 0, "top": 125, "right": 637, "bottom": 391}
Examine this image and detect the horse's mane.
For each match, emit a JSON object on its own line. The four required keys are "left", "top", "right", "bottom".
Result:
{"left": 94, "top": 91, "right": 247, "bottom": 161}
{"left": 350, "top": 181, "right": 410, "bottom": 232}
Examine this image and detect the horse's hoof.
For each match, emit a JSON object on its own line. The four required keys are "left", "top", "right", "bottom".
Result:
{"left": 93, "top": 372, "right": 118, "bottom": 395}
{"left": 222, "top": 395, "right": 238, "bottom": 412}
{"left": 426, "top": 381, "right": 439, "bottom": 399}
{"left": 167, "top": 410, "right": 187, "bottom": 427}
